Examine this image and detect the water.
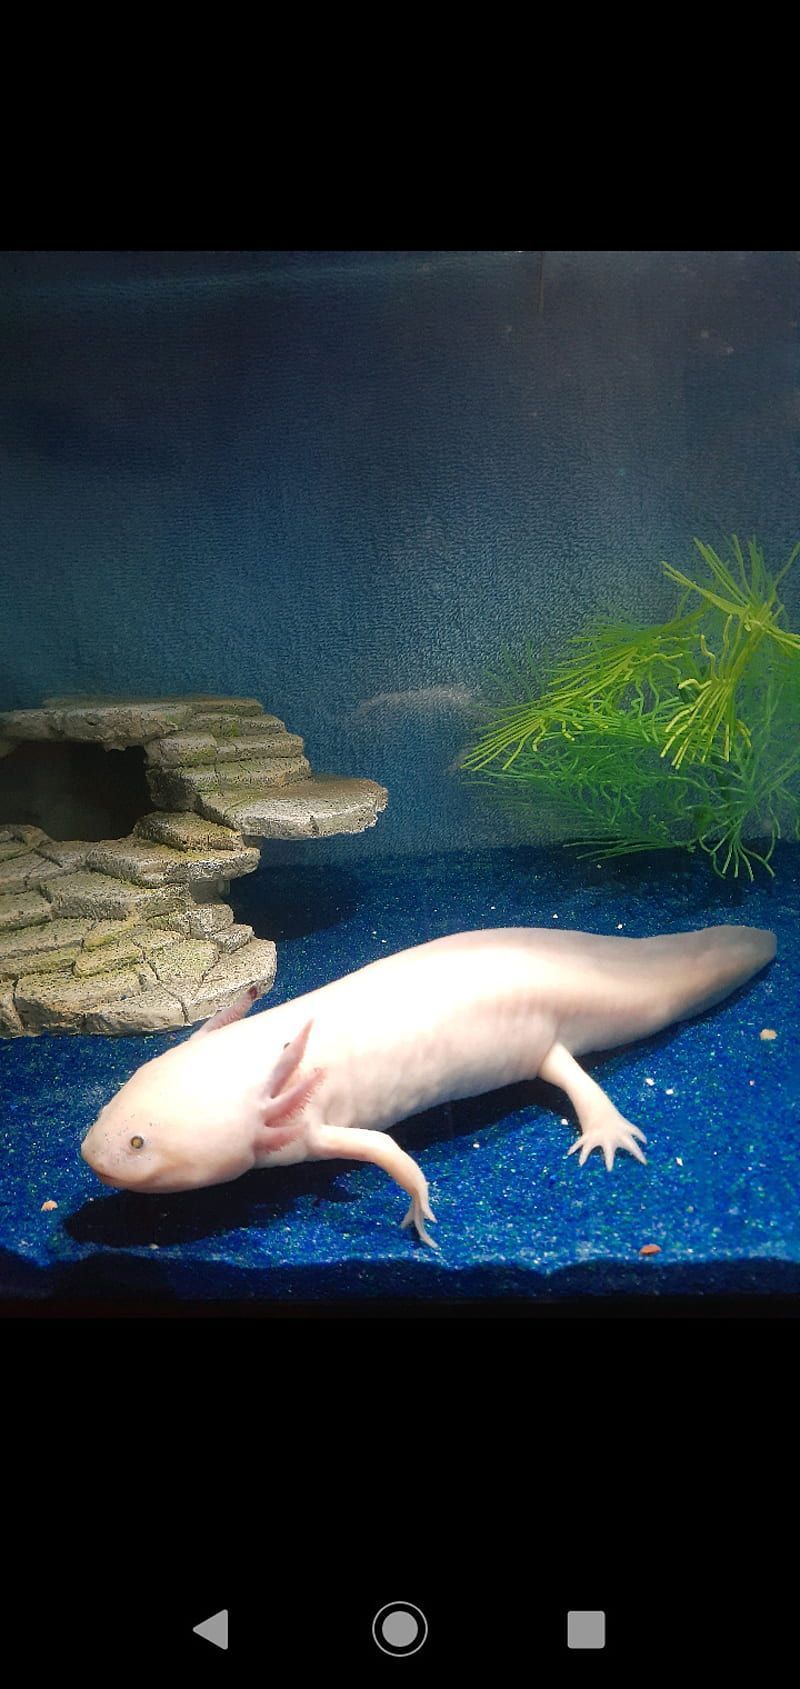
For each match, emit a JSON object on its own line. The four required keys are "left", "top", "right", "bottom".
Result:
{"left": 1, "top": 249, "right": 798, "bottom": 1306}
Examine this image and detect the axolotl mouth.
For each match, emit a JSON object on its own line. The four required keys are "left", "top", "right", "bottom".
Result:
{"left": 80, "top": 1136, "right": 137, "bottom": 1190}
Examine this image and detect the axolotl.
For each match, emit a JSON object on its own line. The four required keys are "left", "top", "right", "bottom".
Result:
{"left": 80, "top": 923, "right": 777, "bottom": 1246}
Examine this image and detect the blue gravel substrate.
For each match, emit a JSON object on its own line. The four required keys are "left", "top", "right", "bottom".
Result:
{"left": 1, "top": 844, "right": 797, "bottom": 1302}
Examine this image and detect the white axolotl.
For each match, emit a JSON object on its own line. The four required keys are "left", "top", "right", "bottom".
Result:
{"left": 80, "top": 923, "right": 777, "bottom": 1247}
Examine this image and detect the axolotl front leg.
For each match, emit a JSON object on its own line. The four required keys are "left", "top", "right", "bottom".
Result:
{"left": 213, "top": 993, "right": 439, "bottom": 1247}
{"left": 306, "top": 1123, "right": 438, "bottom": 1250}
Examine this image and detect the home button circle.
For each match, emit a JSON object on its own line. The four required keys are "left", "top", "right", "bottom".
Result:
{"left": 372, "top": 1602, "right": 428, "bottom": 1656}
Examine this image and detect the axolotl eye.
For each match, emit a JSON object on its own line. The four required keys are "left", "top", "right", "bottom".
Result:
{"left": 129, "top": 1135, "right": 145, "bottom": 1150}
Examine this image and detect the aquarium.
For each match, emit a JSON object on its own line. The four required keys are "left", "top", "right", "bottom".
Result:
{"left": 1, "top": 248, "right": 797, "bottom": 1310}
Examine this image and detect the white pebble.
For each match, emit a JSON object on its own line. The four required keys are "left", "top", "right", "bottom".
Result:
{"left": 665, "top": 1087, "right": 675, "bottom": 1095}
{"left": 645, "top": 1077, "right": 655, "bottom": 1087}
{"left": 676, "top": 1156, "right": 683, "bottom": 1166}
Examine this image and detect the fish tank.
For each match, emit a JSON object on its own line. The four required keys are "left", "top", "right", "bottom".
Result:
{"left": 1, "top": 248, "right": 798, "bottom": 1316}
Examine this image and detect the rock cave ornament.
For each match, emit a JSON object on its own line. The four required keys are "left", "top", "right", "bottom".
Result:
{"left": 0, "top": 694, "right": 388, "bottom": 1036}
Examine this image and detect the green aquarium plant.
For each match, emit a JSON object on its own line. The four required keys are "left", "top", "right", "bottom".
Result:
{"left": 461, "top": 536, "right": 800, "bottom": 879}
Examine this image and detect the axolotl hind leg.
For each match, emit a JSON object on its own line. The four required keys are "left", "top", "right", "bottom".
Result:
{"left": 539, "top": 1040, "right": 647, "bottom": 1171}
{"left": 308, "top": 1123, "right": 439, "bottom": 1249}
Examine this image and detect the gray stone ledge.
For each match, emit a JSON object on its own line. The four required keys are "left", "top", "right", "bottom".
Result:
{"left": 83, "top": 837, "right": 260, "bottom": 889}
{"left": 42, "top": 871, "right": 184, "bottom": 922}
{"left": 200, "top": 775, "right": 389, "bottom": 838}
{"left": 0, "top": 890, "right": 53, "bottom": 932}
{"left": 0, "top": 983, "right": 24, "bottom": 1034}
{"left": 84, "top": 986, "right": 188, "bottom": 1035}
{"left": 174, "top": 938, "right": 277, "bottom": 1018}
{"left": 15, "top": 966, "right": 147, "bottom": 1030}
{"left": 133, "top": 812, "right": 245, "bottom": 853}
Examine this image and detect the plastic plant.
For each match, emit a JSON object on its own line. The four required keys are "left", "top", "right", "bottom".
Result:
{"left": 461, "top": 536, "right": 800, "bottom": 879}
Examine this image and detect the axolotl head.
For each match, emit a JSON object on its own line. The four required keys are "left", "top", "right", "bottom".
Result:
{"left": 80, "top": 1000, "right": 321, "bottom": 1195}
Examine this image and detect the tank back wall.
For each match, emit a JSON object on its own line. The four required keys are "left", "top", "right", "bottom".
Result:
{"left": 1, "top": 250, "right": 798, "bottom": 862}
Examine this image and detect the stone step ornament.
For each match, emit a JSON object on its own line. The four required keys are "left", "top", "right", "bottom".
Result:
{"left": 0, "top": 694, "right": 388, "bottom": 1036}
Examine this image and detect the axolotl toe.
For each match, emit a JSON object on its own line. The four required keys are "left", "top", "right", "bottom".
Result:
{"left": 80, "top": 923, "right": 777, "bottom": 1248}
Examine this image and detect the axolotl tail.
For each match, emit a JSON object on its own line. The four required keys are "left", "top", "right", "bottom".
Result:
{"left": 649, "top": 923, "right": 776, "bottom": 1025}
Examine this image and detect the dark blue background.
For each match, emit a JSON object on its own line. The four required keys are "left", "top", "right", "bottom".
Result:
{"left": 2, "top": 250, "right": 798, "bottom": 859}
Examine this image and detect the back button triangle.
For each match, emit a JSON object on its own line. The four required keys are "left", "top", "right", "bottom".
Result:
{"left": 193, "top": 1609, "right": 229, "bottom": 1650}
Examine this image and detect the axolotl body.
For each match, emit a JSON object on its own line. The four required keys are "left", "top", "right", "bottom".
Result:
{"left": 80, "top": 923, "right": 777, "bottom": 1246}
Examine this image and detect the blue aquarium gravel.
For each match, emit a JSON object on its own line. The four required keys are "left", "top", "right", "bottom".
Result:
{"left": 1, "top": 845, "right": 797, "bottom": 1302}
